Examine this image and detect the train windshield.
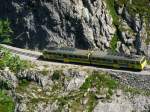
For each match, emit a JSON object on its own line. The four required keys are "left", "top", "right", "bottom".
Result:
{"left": 140, "top": 57, "right": 146, "bottom": 64}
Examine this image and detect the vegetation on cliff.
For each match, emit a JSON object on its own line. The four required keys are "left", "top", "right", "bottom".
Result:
{"left": 0, "top": 90, "right": 15, "bottom": 112}
{"left": 0, "top": 19, "right": 13, "bottom": 44}
{"left": 0, "top": 47, "right": 31, "bottom": 72}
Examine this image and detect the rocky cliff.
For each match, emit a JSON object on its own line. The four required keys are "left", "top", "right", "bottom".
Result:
{"left": 0, "top": 0, "right": 115, "bottom": 50}
{"left": 1, "top": 66, "right": 150, "bottom": 112}
{"left": 1, "top": 0, "right": 150, "bottom": 55}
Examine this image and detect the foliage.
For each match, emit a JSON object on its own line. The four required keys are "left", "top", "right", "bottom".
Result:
{"left": 19, "top": 79, "right": 30, "bottom": 87}
{"left": 0, "top": 19, "right": 13, "bottom": 44}
{"left": 40, "top": 69, "right": 49, "bottom": 76}
{"left": 147, "top": 60, "right": 150, "bottom": 65}
{"left": 109, "top": 33, "right": 118, "bottom": 53}
{"left": 16, "top": 79, "right": 30, "bottom": 93}
{"left": 0, "top": 47, "right": 31, "bottom": 72}
{"left": 0, "top": 80, "right": 11, "bottom": 90}
{"left": 106, "top": 0, "right": 119, "bottom": 26}
{"left": 0, "top": 90, "right": 15, "bottom": 112}
{"left": 128, "top": 0, "right": 150, "bottom": 16}
{"left": 52, "top": 70, "right": 61, "bottom": 81}
{"left": 80, "top": 72, "right": 118, "bottom": 97}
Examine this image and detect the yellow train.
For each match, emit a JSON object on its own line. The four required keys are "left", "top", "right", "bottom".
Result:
{"left": 43, "top": 48, "right": 147, "bottom": 71}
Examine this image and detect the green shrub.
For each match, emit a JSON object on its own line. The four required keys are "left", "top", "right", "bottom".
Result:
{"left": 16, "top": 79, "right": 30, "bottom": 92}
{"left": 0, "top": 19, "right": 13, "bottom": 44}
{"left": 80, "top": 72, "right": 118, "bottom": 92}
{"left": 109, "top": 33, "right": 118, "bottom": 53}
{"left": 106, "top": 0, "right": 119, "bottom": 25}
{"left": 52, "top": 70, "right": 61, "bottom": 81}
{"left": 0, "top": 47, "right": 31, "bottom": 72}
{"left": 0, "top": 90, "right": 15, "bottom": 112}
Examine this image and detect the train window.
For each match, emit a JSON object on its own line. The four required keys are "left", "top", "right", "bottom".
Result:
{"left": 79, "top": 56, "right": 83, "bottom": 59}
{"left": 131, "top": 61, "right": 135, "bottom": 64}
{"left": 53, "top": 53, "right": 56, "bottom": 55}
{"left": 113, "top": 60, "right": 118, "bottom": 63}
{"left": 80, "top": 56, "right": 85, "bottom": 59}
{"left": 140, "top": 57, "right": 145, "bottom": 64}
{"left": 60, "top": 54, "right": 64, "bottom": 57}
{"left": 75, "top": 55, "right": 79, "bottom": 58}
{"left": 108, "top": 60, "right": 113, "bottom": 63}
{"left": 102, "top": 59, "right": 106, "bottom": 62}
{"left": 68, "top": 55, "right": 73, "bottom": 58}
{"left": 91, "top": 57, "right": 96, "bottom": 60}
{"left": 92, "top": 58, "right": 96, "bottom": 60}
{"left": 63, "top": 54, "right": 67, "bottom": 58}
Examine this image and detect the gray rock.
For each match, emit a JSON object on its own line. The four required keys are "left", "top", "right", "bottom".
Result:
{"left": 95, "top": 94, "right": 106, "bottom": 99}
{"left": 63, "top": 70, "right": 87, "bottom": 91}
{"left": 17, "top": 103, "right": 27, "bottom": 112}
{"left": 17, "top": 70, "right": 53, "bottom": 88}
{"left": 126, "top": 39, "right": 134, "bottom": 45}
{"left": 0, "top": 70, "right": 18, "bottom": 89}
{"left": 0, "top": 0, "right": 115, "bottom": 50}
{"left": 35, "top": 102, "right": 58, "bottom": 112}
{"left": 121, "top": 44, "right": 130, "bottom": 55}
{"left": 117, "top": 6, "right": 124, "bottom": 15}
{"left": 120, "top": 32, "right": 127, "bottom": 43}
{"left": 93, "top": 97, "right": 133, "bottom": 112}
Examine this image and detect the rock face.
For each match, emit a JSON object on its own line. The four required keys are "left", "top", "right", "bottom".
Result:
{"left": 0, "top": 67, "right": 150, "bottom": 112}
{"left": 94, "top": 94, "right": 150, "bottom": 112}
{"left": 0, "top": 70, "right": 18, "bottom": 89}
{"left": 0, "top": 0, "right": 150, "bottom": 55}
{"left": 0, "top": 0, "right": 115, "bottom": 50}
{"left": 115, "top": 0, "right": 149, "bottom": 55}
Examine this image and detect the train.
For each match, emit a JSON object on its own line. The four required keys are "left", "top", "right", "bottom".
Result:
{"left": 42, "top": 47, "right": 147, "bottom": 71}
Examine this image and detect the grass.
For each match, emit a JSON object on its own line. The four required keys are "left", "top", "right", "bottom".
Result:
{"left": 122, "top": 85, "right": 150, "bottom": 96}
{"left": 145, "top": 37, "right": 150, "bottom": 45}
{"left": 0, "top": 90, "right": 15, "bottom": 112}
{"left": 106, "top": 0, "right": 119, "bottom": 26}
{"left": 39, "top": 69, "right": 50, "bottom": 76}
{"left": 80, "top": 72, "right": 118, "bottom": 94}
{"left": 109, "top": 33, "right": 118, "bottom": 53}
{"left": 16, "top": 79, "right": 30, "bottom": 92}
{"left": 85, "top": 93, "right": 97, "bottom": 112}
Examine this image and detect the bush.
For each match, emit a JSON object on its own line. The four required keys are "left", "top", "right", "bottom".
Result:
{"left": 0, "top": 19, "right": 13, "bottom": 44}
{"left": 109, "top": 33, "right": 118, "bottom": 53}
{"left": 52, "top": 70, "right": 61, "bottom": 81}
{"left": 80, "top": 72, "right": 118, "bottom": 92}
{"left": 106, "top": 0, "right": 119, "bottom": 25}
{"left": 80, "top": 72, "right": 118, "bottom": 100}
{"left": 0, "top": 90, "right": 15, "bottom": 112}
{"left": 0, "top": 47, "right": 31, "bottom": 72}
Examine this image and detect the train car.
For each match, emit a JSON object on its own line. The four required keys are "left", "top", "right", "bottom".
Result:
{"left": 43, "top": 48, "right": 147, "bottom": 70}
{"left": 43, "top": 48, "right": 91, "bottom": 64}
{"left": 90, "top": 51, "right": 147, "bottom": 70}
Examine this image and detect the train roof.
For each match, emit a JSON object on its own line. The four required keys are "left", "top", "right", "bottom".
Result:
{"left": 91, "top": 50, "right": 143, "bottom": 62}
{"left": 45, "top": 48, "right": 144, "bottom": 62}
{"left": 45, "top": 47, "right": 90, "bottom": 56}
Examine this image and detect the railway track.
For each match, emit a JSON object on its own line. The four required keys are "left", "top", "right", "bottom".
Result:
{"left": 1, "top": 44, "right": 150, "bottom": 75}
{"left": 0, "top": 44, "right": 42, "bottom": 59}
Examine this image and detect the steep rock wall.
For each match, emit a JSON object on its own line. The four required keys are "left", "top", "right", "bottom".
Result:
{"left": 114, "top": 0, "right": 150, "bottom": 55}
{"left": 0, "top": 0, "right": 115, "bottom": 50}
